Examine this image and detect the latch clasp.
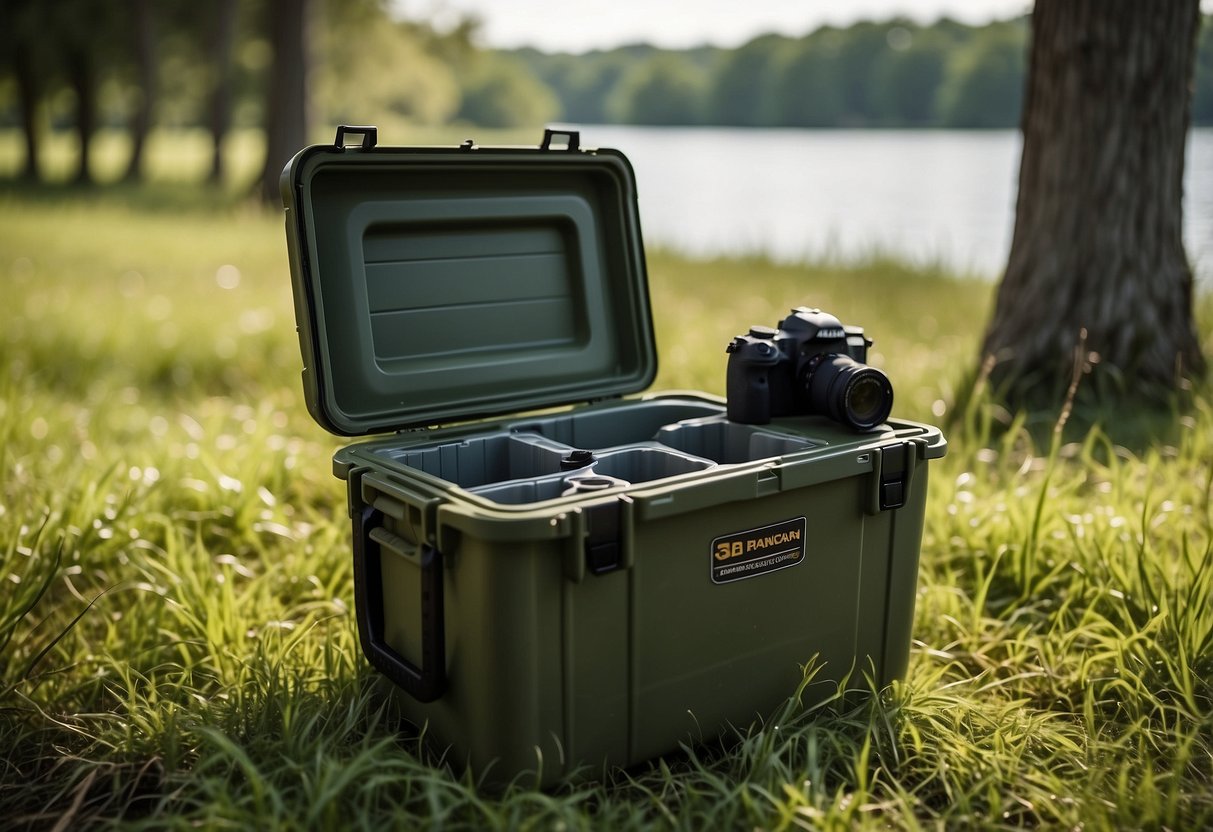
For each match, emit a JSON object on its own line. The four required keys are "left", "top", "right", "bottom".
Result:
{"left": 584, "top": 498, "right": 622, "bottom": 575}
{"left": 540, "top": 129, "right": 581, "bottom": 152}
{"left": 867, "top": 440, "right": 916, "bottom": 514}
{"left": 334, "top": 124, "right": 378, "bottom": 149}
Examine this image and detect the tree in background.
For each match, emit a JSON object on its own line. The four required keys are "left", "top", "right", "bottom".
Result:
{"left": 2, "top": 0, "right": 193, "bottom": 185}
{"left": 539, "top": 52, "right": 635, "bottom": 124}
{"left": 59, "top": 1, "right": 115, "bottom": 185}
{"left": 317, "top": 1, "right": 461, "bottom": 129}
{"left": 608, "top": 55, "right": 707, "bottom": 125}
{"left": 454, "top": 53, "right": 557, "bottom": 129}
{"left": 4, "top": 6, "right": 1213, "bottom": 189}
{"left": 1, "top": 0, "right": 48, "bottom": 180}
{"left": 709, "top": 35, "right": 790, "bottom": 126}
{"left": 775, "top": 33, "right": 845, "bottom": 127}
{"left": 936, "top": 21, "right": 1026, "bottom": 128}
{"left": 258, "top": 0, "right": 310, "bottom": 204}
{"left": 1194, "top": 17, "right": 1213, "bottom": 125}
{"left": 868, "top": 26, "right": 951, "bottom": 126}
{"left": 980, "top": 0, "right": 1205, "bottom": 405}
{"left": 124, "top": 0, "right": 158, "bottom": 182}
{"left": 833, "top": 22, "right": 894, "bottom": 125}
{"left": 206, "top": 0, "right": 239, "bottom": 185}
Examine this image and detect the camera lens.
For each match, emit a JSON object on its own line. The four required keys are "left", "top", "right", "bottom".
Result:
{"left": 805, "top": 355, "right": 893, "bottom": 431}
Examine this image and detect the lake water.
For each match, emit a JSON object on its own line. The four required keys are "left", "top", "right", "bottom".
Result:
{"left": 568, "top": 125, "right": 1213, "bottom": 283}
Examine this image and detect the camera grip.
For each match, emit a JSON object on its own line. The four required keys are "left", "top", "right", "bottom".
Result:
{"left": 726, "top": 356, "right": 772, "bottom": 424}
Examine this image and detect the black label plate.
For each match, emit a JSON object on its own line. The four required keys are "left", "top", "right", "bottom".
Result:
{"left": 710, "top": 516, "right": 807, "bottom": 584}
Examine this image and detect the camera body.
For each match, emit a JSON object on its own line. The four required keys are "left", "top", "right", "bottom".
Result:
{"left": 726, "top": 307, "right": 893, "bottom": 430}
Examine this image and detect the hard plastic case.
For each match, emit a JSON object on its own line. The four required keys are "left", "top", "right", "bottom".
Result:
{"left": 282, "top": 126, "right": 946, "bottom": 785}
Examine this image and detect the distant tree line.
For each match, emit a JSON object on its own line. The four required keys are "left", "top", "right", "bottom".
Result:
{"left": 522, "top": 15, "right": 1213, "bottom": 128}
{"left": 1, "top": 2, "right": 1211, "bottom": 196}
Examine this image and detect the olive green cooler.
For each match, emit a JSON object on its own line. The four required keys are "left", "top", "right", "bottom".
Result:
{"left": 282, "top": 126, "right": 946, "bottom": 784}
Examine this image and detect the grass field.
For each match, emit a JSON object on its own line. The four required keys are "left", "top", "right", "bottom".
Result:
{"left": 2, "top": 133, "right": 1213, "bottom": 829}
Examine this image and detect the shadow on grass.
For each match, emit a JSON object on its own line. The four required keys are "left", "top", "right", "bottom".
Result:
{"left": 945, "top": 354, "right": 1211, "bottom": 454}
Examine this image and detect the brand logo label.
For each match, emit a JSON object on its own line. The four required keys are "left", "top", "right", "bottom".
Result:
{"left": 710, "top": 516, "right": 807, "bottom": 584}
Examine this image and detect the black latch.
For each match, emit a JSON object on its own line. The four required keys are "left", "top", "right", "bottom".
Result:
{"left": 584, "top": 500, "right": 622, "bottom": 575}
{"left": 879, "top": 442, "right": 911, "bottom": 511}
{"left": 540, "top": 129, "right": 580, "bottom": 152}
{"left": 334, "top": 124, "right": 378, "bottom": 149}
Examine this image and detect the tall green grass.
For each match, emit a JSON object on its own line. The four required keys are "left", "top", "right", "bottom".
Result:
{"left": 2, "top": 165, "right": 1212, "bottom": 828}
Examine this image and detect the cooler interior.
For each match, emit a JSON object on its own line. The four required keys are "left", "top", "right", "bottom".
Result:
{"left": 369, "top": 401, "right": 823, "bottom": 505}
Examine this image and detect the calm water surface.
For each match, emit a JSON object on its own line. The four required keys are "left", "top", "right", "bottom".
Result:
{"left": 571, "top": 125, "right": 1213, "bottom": 283}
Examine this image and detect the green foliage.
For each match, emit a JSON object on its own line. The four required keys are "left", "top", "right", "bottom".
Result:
{"left": 608, "top": 55, "right": 708, "bottom": 126}
{"left": 523, "top": 50, "right": 635, "bottom": 124}
{"left": 453, "top": 53, "right": 559, "bottom": 129}
{"left": 937, "top": 22, "right": 1027, "bottom": 129}
{"left": 868, "top": 27, "right": 951, "bottom": 126}
{"left": 773, "top": 37, "right": 845, "bottom": 128}
{"left": 5, "top": 5, "right": 1213, "bottom": 155}
{"left": 524, "top": 16, "right": 1032, "bottom": 129}
{"left": 707, "top": 35, "right": 791, "bottom": 126}
{"left": 1195, "top": 16, "right": 1213, "bottom": 125}
{"left": 0, "top": 160, "right": 1211, "bottom": 826}
{"left": 830, "top": 21, "right": 894, "bottom": 125}
{"left": 316, "top": 3, "right": 461, "bottom": 126}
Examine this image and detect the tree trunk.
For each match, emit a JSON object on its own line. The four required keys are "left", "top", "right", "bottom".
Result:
{"left": 207, "top": 0, "right": 238, "bottom": 185}
{"left": 259, "top": 0, "right": 310, "bottom": 203}
{"left": 123, "top": 0, "right": 156, "bottom": 182}
{"left": 14, "top": 39, "right": 40, "bottom": 181}
{"left": 68, "top": 46, "right": 96, "bottom": 186}
{"left": 980, "top": 0, "right": 1205, "bottom": 405}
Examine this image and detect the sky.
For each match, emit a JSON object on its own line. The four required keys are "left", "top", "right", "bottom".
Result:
{"left": 395, "top": 0, "right": 1037, "bottom": 53}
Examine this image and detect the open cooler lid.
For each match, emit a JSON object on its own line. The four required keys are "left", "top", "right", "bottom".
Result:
{"left": 282, "top": 126, "right": 657, "bottom": 436}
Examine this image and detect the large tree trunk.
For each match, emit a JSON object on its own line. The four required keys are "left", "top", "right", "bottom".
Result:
{"left": 123, "top": 0, "right": 156, "bottom": 182}
{"left": 207, "top": 0, "right": 238, "bottom": 186}
{"left": 258, "top": 0, "right": 310, "bottom": 204}
{"left": 980, "top": 0, "right": 1205, "bottom": 405}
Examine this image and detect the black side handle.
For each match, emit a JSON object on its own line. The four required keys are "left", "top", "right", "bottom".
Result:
{"left": 335, "top": 125, "right": 378, "bottom": 149}
{"left": 352, "top": 507, "right": 446, "bottom": 702}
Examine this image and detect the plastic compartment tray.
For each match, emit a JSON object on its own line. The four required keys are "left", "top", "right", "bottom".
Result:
{"left": 469, "top": 442, "right": 718, "bottom": 505}
{"left": 377, "top": 433, "right": 572, "bottom": 488}
{"left": 654, "top": 418, "right": 817, "bottom": 463}
{"left": 370, "top": 408, "right": 824, "bottom": 506}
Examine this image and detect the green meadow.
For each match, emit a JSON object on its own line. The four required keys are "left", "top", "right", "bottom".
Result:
{"left": 2, "top": 130, "right": 1213, "bottom": 828}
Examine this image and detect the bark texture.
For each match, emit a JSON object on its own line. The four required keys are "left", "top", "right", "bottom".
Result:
{"left": 981, "top": 0, "right": 1205, "bottom": 404}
